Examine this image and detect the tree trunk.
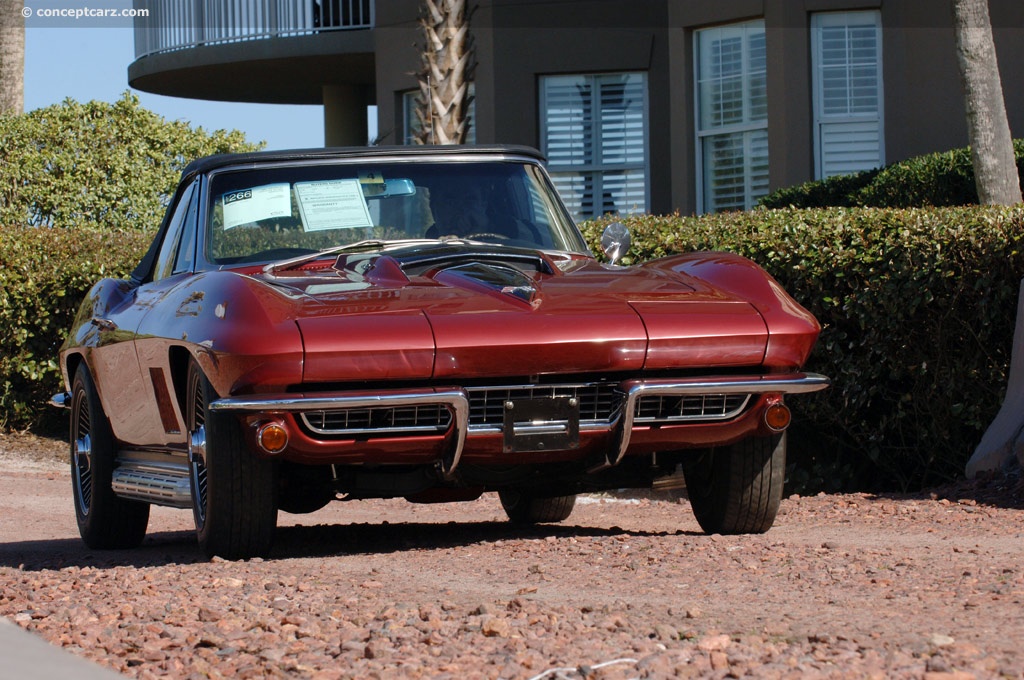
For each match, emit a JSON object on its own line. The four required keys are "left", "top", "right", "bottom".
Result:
{"left": 952, "top": 0, "right": 1021, "bottom": 205}
{"left": 0, "top": 0, "right": 25, "bottom": 115}
{"left": 414, "top": 0, "right": 475, "bottom": 145}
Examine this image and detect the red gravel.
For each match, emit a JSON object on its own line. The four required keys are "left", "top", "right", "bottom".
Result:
{"left": 2, "top": 433, "right": 1024, "bottom": 679}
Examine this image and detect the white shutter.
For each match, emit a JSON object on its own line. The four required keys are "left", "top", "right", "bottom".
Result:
{"left": 543, "top": 76, "right": 593, "bottom": 168}
{"left": 599, "top": 74, "right": 646, "bottom": 165}
{"left": 813, "top": 11, "right": 884, "bottom": 178}
{"left": 695, "top": 20, "right": 769, "bottom": 213}
{"left": 819, "top": 121, "right": 882, "bottom": 177}
{"left": 541, "top": 73, "right": 648, "bottom": 221}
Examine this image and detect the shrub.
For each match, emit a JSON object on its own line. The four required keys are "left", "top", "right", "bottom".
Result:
{"left": 758, "top": 140, "right": 1024, "bottom": 209}
{"left": 0, "top": 226, "right": 151, "bottom": 430}
{"left": 582, "top": 207, "right": 1024, "bottom": 491}
{"left": 0, "top": 93, "right": 261, "bottom": 231}
{"left": 0, "top": 95, "right": 260, "bottom": 431}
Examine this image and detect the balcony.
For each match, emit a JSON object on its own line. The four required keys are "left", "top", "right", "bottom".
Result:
{"left": 133, "top": 0, "right": 373, "bottom": 59}
{"left": 128, "top": 0, "right": 377, "bottom": 105}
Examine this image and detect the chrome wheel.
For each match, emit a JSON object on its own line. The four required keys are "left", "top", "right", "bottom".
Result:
{"left": 72, "top": 431, "right": 93, "bottom": 517}
{"left": 187, "top": 365, "right": 209, "bottom": 532}
{"left": 69, "top": 363, "right": 149, "bottom": 549}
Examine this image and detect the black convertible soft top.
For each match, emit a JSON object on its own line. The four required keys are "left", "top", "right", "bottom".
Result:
{"left": 180, "top": 144, "right": 547, "bottom": 179}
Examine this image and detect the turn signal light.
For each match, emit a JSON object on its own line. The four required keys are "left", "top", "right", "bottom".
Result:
{"left": 763, "top": 403, "right": 792, "bottom": 433}
{"left": 256, "top": 422, "right": 289, "bottom": 455}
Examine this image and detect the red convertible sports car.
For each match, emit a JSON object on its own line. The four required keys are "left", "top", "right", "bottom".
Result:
{"left": 53, "top": 145, "right": 828, "bottom": 559}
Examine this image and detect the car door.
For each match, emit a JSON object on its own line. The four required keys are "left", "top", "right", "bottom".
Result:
{"left": 94, "top": 180, "right": 200, "bottom": 447}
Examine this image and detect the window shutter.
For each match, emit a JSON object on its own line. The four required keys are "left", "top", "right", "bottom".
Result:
{"left": 541, "top": 73, "right": 648, "bottom": 221}
{"left": 819, "top": 121, "right": 882, "bottom": 177}
{"left": 543, "top": 77, "right": 593, "bottom": 168}
{"left": 695, "top": 20, "right": 769, "bottom": 213}
{"left": 813, "top": 11, "right": 883, "bottom": 178}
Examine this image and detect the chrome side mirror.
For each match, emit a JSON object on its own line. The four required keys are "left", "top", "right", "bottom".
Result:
{"left": 600, "top": 222, "right": 631, "bottom": 265}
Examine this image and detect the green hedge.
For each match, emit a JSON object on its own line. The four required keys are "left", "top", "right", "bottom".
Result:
{"left": 0, "top": 226, "right": 150, "bottom": 431}
{"left": 582, "top": 207, "right": 1024, "bottom": 491}
{"left": 8, "top": 205, "right": 1023, "bottom": 491}
{"left": 0, "top": 94, "right": 260, "bottom": 231}
{"left": 758, "top": 140, "right": 1024, "bottom": 209}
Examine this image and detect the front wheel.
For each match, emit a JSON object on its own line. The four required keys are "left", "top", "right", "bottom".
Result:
{"left": 69, "top": 364, "right": 149, "bottom": 549}
{"left": 186, "top": 360, "right": 277, "bottom": 559}
{"left": 683, "top": 434, "right": 786, "bottom": 534}
{"left": 498, "top": 489, "right": 576, "bottom": 524}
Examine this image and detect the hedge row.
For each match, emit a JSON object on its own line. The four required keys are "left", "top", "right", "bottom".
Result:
{"left": 581, "top": 207, "right": 1024, "bottom": 491}
{"left": 0, "top": 94, "right": 260, "bottom": 231}
{"left": 0, "top": 226, "right": 149, "bottom": 430}
{"left": 758, "top": 140, "right": 1024, "bottom": 209}
{"left": 5, "top": 206, "right": 1021, "bottom": 491}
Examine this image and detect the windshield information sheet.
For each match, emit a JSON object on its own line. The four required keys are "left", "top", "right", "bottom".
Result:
{"left": 295, "top": 179, "right": 374, "bottom": 232}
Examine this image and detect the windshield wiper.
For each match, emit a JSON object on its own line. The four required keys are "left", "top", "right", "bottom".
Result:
{"left": 262, "top": 239, "right": 438, "bottom": 275}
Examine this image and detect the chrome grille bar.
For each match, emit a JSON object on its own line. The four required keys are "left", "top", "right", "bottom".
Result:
{"left": 634, "top": 394, "right": 751, "bottom": 423}
{"left": 465, "top": 383, "right": 621, "bottom": 428}
{"left": 301, "top": 404, "right": 452, "bottom": 435}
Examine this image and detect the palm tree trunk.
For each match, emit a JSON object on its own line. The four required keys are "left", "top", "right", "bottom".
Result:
{"left": 952, "top": 0, "right": 1021, "bottom": 205}
{"left": 414, "top": 0, "right": 475, "bottom": 145}
{"left": 0, "top": 0, "right": 25, "bottom": 115}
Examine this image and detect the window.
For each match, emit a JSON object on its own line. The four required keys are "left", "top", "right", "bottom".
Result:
{"left": 153, "top": 181, "right": 198, "bottom": 281}
{"left": 695, "top": 20, "right": 768, "bottom": 213}
{"left": 401, "top": 87, "right": 475, "bottom": 145}
{"left": 540, "top": 72, "right": 648, "bottom": 221}
{"left": 812, "top": 11, "right": 884, "bottom": 178}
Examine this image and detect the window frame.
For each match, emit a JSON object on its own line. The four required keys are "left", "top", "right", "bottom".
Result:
{"left": 152, "top": 180, "right": 199, "bottom": 282}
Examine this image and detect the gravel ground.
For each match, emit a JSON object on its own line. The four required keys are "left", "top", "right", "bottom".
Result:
{"left": 2, "top": 433, "right": 1024, "bottom": 679}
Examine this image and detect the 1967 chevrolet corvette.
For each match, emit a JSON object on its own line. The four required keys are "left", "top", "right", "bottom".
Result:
{"left": 53, "top": 145, "right": 828, "bottom": 559}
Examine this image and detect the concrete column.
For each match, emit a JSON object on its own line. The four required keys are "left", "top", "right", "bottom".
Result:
{"left": 323, "top": 84, "right": 370, "bottom": 147}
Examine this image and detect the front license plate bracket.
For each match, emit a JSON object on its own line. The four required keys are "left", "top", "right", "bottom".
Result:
{"left": 502, "top": 397, "right": 580, "bottom": 453}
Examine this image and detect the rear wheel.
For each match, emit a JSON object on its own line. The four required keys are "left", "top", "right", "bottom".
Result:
{"left": 498, "top": 488, "right": 576, "bottom": 524}
{"left": 683, "top": 434, "right": 786, "bottom": 534}
{"left": 70, "top": 364, "right": 149, "bottom": 549}
{"left": 186, "top": 359, "right": 277, "bottom": 559}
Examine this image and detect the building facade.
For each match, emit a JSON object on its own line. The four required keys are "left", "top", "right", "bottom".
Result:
{"left": 129, "top": 0, "right": 1024, "bottom": 218}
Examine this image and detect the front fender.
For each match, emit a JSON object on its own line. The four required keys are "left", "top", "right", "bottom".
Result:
{"left": 134, "top": 271, "right": 304, "bottom": 398}
{"left": 642, "top": 252, "right": 821, "bottom": 370}
{"left": 59, "top": 277, "right": 138, "bottom": 387}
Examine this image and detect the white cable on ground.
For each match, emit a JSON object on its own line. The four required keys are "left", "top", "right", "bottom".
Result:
{"left": 526, "top": 656, "right": 640, "bottom": 680}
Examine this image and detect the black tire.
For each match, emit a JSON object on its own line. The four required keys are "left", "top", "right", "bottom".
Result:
{"left": 498, "top": 488, "right": 576, "bottom": 524}
{"left": 69, "top": 364, "right": 149, "bottom": 549}
{"left": 683, "top": 434, "right": 786, "bottom": 534}
{"left": 186, "top": 359, "right": 277, "bottom": 559}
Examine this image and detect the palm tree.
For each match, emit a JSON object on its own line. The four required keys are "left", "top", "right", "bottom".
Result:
{"left": 952, "top": 0, "right": 1021, "bottom": 205}
{"left": 0, "top": 0, "right": 25, "bottom": 115}
{"left": 414, "top": 0, "right": 475, "bottom": 145}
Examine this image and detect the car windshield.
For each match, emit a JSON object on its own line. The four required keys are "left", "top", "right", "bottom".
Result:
{"left": 205, "top": 159, "right": 588, "bottom": 265}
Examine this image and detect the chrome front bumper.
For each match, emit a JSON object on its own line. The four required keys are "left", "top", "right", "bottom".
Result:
{"left": 208, "top": 372, "right": 830, "bottom": 478}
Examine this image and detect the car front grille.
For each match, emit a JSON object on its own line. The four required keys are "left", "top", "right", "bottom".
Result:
{"left": 301, "top": 404, "right": 452, "bottom": 436}
{"left": 634, "top": 394, "right": 751, "bottom": 423}
{"left": 297, "top": 385, "right": 752, "bottom": 437}
{"left": 465, "top": 383, "right": 623, "bottom": 427}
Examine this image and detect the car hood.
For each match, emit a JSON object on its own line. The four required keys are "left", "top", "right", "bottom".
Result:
{"left": 271, "top": 245, "right": 770, "bottom": 382}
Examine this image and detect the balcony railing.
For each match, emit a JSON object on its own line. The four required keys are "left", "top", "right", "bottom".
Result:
{"left": 133, "top": 0, "right": 374, "bottom": 59}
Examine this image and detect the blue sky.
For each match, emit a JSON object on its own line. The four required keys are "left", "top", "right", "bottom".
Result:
{"left": 24, "top": 26, "right": 332, "bottom": 151}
